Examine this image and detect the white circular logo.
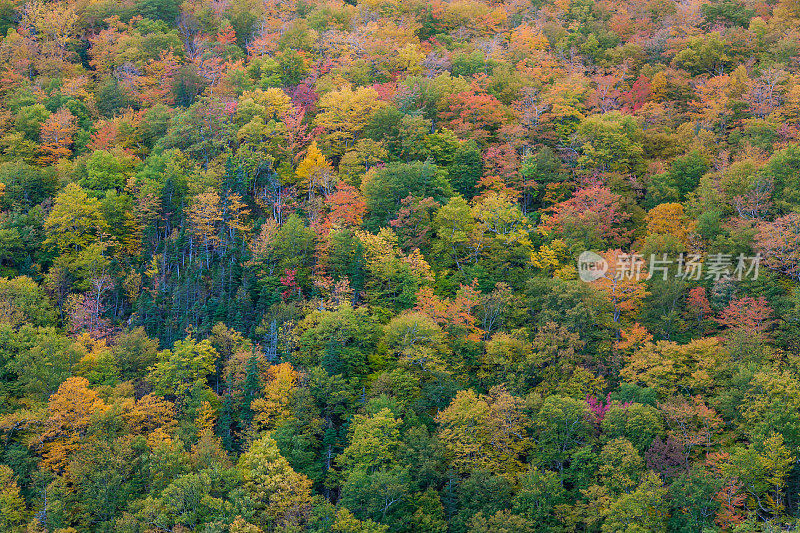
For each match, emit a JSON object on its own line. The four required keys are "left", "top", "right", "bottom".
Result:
{"left": 577, "top": 251, "right": 608, "bottom": 282}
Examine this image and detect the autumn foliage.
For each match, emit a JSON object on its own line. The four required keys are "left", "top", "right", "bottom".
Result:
{"left": 0, "top": 0, "right": 798, "bottom": 531}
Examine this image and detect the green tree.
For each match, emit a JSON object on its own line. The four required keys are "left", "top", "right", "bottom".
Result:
{"left": 292, "top": 304, "right": 379, "bottom": 379}
{"left": 512, "top": 468, "right": 566, "bottom": 527}
{"left": 44, "top": 183, "right": 108, "bottom": 254}
{"left": 362, "top": 161, "right": 453, "bottom": 229}
{"left": 80, "top": 149, "right": 137, "bottom": 192}
{"left": 111, "top": 327, "right": 159, "bottom": 382}
{"left": 338, "top": 408, "right": 402, "bottom": 475}
{"left": 576, "top": 112, "right": 645, "bottom": 176}
{"left": 722, "top": 432, "right": 794, "bottom": 517}
{"left": 436, "top": 387, "right": 529, "bottom": 481}
{"left": 601, "top": 471, "right": 668, "bottom": 533}
{"left": 431, "top": 195, "right": 477, "bottom": 272}
{"left": 14, "top": 104, "right": 49, "bottom": 141}
{"left": 383, "top": 311, "right": 451, "bottom": 375}
{"left": 133, "top": 472, "right": 223, "bottom": 531}
{"left": 597, "top": 438, "right": 645, "bottom": 494}
{"left": 0, "top": 275, "right": 57, "bottom": 327}
{"left": 673, "top": 33, "right": 732, "bottom": 75}
{"left": 238, "top": 433, "right": 313, "bottom": 529}
{"left": 601, "top": 403, "right": 664, "bottom": 453}
{"left": 409, "top": 488, "right": 448, "bottom": 533}
{"left": 740, "top": 368, "right": 800, "bottom": 451}
{"left": 0, "top": 161, "right": 58, "bottom": 208}
{"left": 531, "top": 395, "right": 593, "bottom": 475}
{"left": 451, "top": 470, "right": 513, "bottom": 533}
{"left": 5, "top": 325, "right": 86, "bottom": 400}
{"left": 147, "top": 336, "right": 219, "bottom": 399}
{"left": 645, "top": 151, "right": 709, "bottom": 206}
{"left": 0, "top": 465, "right": 26, "bottom": 532}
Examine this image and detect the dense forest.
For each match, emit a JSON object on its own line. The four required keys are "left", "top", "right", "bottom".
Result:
{"left": 1, "top": 0, "right": 800, "bottom": 531}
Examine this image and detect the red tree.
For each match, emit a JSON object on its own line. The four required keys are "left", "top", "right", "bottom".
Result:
{"left": 439, "top": 80, "right": 510, "bottom": 143}
{"left": 686, "top": 286, "right": 714, "bottom": 333}
{"left": 541, "top": 186, "right": 632, "bottom": 246}
{"left": 716, "top": 296, "right": 775, "bottom": 341}
{"left": 325, "top": 182, "right": 366, "bottom": 228}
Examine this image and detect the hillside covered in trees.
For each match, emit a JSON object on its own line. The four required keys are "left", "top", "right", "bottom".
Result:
{"left": 2, "top": 0, "right": 800, "bottom": 531}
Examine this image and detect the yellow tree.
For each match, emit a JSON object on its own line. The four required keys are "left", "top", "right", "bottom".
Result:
{"left": 44, "top": 183, "right": 108, "bottom": 254}
{"left": 240, "top": 88, "right": 293, "bottom": 121}
{"left": 435, "top": 386, "right": 529, "bottom": 481}
{"left": 393, "top": 43, "right": 425, "bottom": 75}
{"left": 336, "top": 408, "right": 402, "bottom": 474}
{"left": 230, "top": 516, "right": 264, "bottom": 533}
{"left": 591, "top": 249, "right": 649, "bottom": 328}
{"left": 294, "top": 141, "right": 335, "bottom": 198}
{"left": 20, "top": 0, "right": 78, "bottom": 74}
{"left": 122, "top": 393, "right": 176, "bottom": 445}
{"left": 645, "top": 203, "right": 696, "bottom": 244}
{"left": 471, "top": 192, "right": 535, "bottom": 274}
{"left": 355, "top": 227, "right": 435, "bottom": 298}
{"left": 238, "top": 433, "right": 313, "bottom": 529}
{"left": 40, "top": 376, "right": 108, "bottom": 473}
{"left": 314, "top": 85, "right": 385, "bottom": 156}
{"left": 0, "top": 465, "right": 26, "bottom": 532}
{"left": 620, "top": 337, "right": 729, "bottom": 397}
{"left": 188, "top": 190, "right": 223, "bottom": 266}
{"left": 224, "top": 191, "right": 252, "bottom": 241}
{"left": 332, "top": 508, "right": 389, "bottom": 532}
{"left": 252, "top": 362, "right": 299, "bottom": 431}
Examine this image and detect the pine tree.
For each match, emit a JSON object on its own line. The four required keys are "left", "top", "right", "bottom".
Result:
{"left": 241, "top": 350, "right": 261, "bottom": 427}
{"left": 219, "top": 368, "right": 237, "bottom": 451}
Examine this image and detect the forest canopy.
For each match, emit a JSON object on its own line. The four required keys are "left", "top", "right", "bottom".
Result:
{"left": 0, "top": 0, "right": 799, "bottom": 531}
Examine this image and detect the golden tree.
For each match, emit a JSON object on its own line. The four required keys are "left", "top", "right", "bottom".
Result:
{"left": 40, "top": 376, "right": 108, "bottom": 473}
{"left": 188, "top": 190, "right": 223, "bottom": 265}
